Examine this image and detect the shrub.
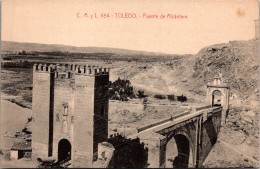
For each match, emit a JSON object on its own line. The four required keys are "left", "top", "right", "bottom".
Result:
{"left": 177, "top": 95, "right": 187, "bottom": 102}
{"left": 108, "top": 78, "right": 135, "bottom": 101}
{"left": 167, "top": 94, "right": 175, "bottom": 102}
{"left": 137, "top": 90, "right": 147, "bottom": 99}
{"left": 154, "top": 94, "right": 166, "bottom": 100}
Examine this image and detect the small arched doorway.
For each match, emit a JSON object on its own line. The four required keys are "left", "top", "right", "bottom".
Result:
{"left": 58, "top": 139, "right": 71, "bottom": 162}
{"left": 165, "top": 134, "right": 193, "bottom": 168}
{"left": 212, "top": 90, "right": 222, "bottom": 107}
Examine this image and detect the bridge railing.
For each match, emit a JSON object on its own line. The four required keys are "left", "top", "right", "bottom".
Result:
{"left": 136, "top": 105, "right": 222, "bottom": 133}
{"left": 212, "top": 106, "right": 223, "bottom": 112}
{"left": 195, "top": 105, "right": 212, "bottom": 111}
{"left": 137, "top": 111, "right": 190, "bottom": 133}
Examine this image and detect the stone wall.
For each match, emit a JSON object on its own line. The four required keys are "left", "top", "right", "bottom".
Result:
{"left": 32, "top": 68, "right": 54, "bottom": 159}
{"left": 93, "top": 74, "right": 109, "bottom": 160}
{"left": 133, "top": 107, "right": 223, "bottom": 168}
{"left": 73, "top": 74, "right": 95, "bottom": 167}
{"left": 197, "top": 109, "right": 222, "bottom": 167}
{"left": 52, "top": 75, "right": 75, "bottom": 162}
{"left": 107, "top": 134, "right": 148, "bottom": 168}
{"left": 32, "top": 64, "right": 110, "bottom": 168}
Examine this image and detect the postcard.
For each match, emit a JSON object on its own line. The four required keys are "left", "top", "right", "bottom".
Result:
{"left": 1, "top": 0, "right": 259, "bottom": 168}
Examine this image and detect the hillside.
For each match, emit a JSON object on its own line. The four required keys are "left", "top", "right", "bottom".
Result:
{"left": 2, "top": 39, "right": 258, "bottom": 108}
{"left": 112, "top": 39, "right": 259, "bottom": 136}
{"left": 111, "top": 39, "right": 259, "bottom": 167}
{"left": 191, "top": 39, "right": 259, "bottom": 99}
{"left": 190, "top": 39, "right": 259, "bottom": 144}
{"left": 1, "top": 41, "right": 189, "bottom": 60}
{"left": 114, "top": 39, "right": 259, "bottom": 99}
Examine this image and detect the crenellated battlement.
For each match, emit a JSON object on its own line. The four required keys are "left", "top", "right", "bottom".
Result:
{"left": 33, "top": 63, "right": 110, "bottom": 78}
{"left": 33, "top": 64, "right": 56, "bottom": 72}
{"left": 32, "top": 61, "right": 110, "bottom": 167}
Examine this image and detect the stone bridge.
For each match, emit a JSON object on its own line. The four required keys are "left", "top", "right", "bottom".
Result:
{"left": 31, "top": 64, "right": 229, "bottom": 168}
{"left": 127, "top": 72, "right": 229, "bottom": 168}
{"left": 129, "top": 105, "right": 225, "bottom": 168}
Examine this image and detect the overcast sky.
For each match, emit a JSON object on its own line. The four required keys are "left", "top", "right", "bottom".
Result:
{"left": 2, "top": 0, "right": 259, "bottom": 54}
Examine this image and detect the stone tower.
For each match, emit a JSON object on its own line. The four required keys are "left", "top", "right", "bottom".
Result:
{"left": 206, "top": 70, "right": 229, "bottom": 124}
{"left": 32, "top": 64, "right": 110, "bottom": 167}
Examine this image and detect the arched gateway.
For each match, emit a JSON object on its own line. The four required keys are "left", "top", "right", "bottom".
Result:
{"left": 206, "top": 71, "right": 229, "bottom": 124}
{"left": 58, "top": 139, "right": 71, "bottom": 162}
{"left": 211, "top": 90, "right": 222, "bottom": 107}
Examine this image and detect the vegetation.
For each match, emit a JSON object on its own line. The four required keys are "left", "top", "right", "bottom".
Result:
{"left": 108, "top": 78, "right": 135, "bottom": 101}
{"left": 137, "top": 90, "right": 147, "bottom": 99}
{"left": 177, "top": 95, "right": 187, "bottom": 102}
{"left": 18, "top": 50, "right": 39, "bottom": 56}
{"left": 107, "top": 79, "right": 150, "bottom": 102}
{"left": 167, "top": 94, "right": 175, "bottom": 102}
{"left": 22, "top": 127, "right": 31, "bottom": 135}
{"left": 154, "top": 94, "right": 166, "bottom": 100}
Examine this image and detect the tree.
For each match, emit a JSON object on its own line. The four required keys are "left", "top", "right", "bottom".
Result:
{"left": 167, "top": 94, "right": 175, "bottom": 103}
{"left": 108, "top": 78, "right": 135, "bottom": 101}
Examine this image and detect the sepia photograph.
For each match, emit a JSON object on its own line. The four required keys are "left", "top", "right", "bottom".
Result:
{"left": 1, "top": 0, "right": 259, "bottom": 168}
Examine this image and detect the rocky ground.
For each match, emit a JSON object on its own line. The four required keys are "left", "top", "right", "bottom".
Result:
{"left": 202, "top": 97, "right": 259, "bottom": 168}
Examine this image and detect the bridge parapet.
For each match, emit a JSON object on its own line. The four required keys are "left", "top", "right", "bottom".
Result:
{"left": 195, "top": 105, "right": 212, "bottom": 111}
{"left": 135, "top": 105, "right": 221, "bottom": 135}
{"left": 137, "top": 111, "right": 190, "bottom": 133}
{"left": 127, "top": 105, "right": 223, "bottom": 168}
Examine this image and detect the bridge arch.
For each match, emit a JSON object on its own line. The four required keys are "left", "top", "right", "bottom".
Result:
{"left": 165, "top": 130, "right": 195, "bottom": 168}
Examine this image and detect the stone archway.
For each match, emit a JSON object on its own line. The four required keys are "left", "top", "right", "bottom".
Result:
{"left": 211, "top": 90, "right": 222, "bottom": 107}
{"left": 165, "top": 133, "right": 194, "bottom": 168}
{"left": 58, "top": 139, "right": 71, "bottom": 162}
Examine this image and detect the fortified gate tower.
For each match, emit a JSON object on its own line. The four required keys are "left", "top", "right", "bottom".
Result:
{"left": 206, "top": 70, "right": 229, "bottom": 124}
{"left": 32, "top": 64, "right": 109, "bottom": 167}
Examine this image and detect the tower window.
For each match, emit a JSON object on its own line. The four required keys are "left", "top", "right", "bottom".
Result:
{"left": 64, "top": 106, "right": 68, "bottom": 116}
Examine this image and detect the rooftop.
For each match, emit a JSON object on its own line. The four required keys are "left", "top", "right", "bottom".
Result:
{"left": 11, "top": 141, "right": 31, "bottom": 151}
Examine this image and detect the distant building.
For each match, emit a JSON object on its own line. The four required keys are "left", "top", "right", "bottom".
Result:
{"left": 10, "top": 141, "right": 32, "bottom": 160}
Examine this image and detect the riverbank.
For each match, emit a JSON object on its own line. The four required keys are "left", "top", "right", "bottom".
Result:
{"left": 1, "top": 96, "right": 32, "bottom": 149}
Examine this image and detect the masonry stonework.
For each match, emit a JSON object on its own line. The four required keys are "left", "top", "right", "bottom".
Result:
{"left": 206, "top": 71, "right": 229, "bottom": 124}
{"left": 32, "top": 67, "right": 228, "bottom": 168}
{"left": 32, "top": 64, "right": 109, "bottom": 168}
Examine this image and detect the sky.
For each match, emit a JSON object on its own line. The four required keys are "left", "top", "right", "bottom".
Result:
{"left": 2, "top": 0, "right": 259, "bottom": 54}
